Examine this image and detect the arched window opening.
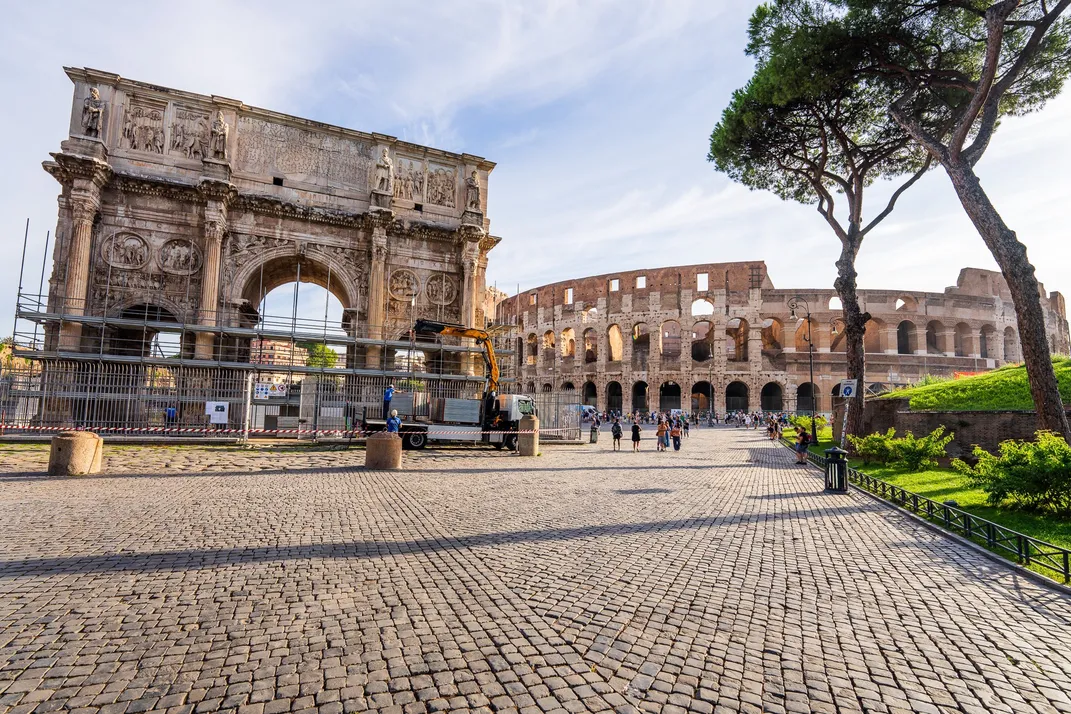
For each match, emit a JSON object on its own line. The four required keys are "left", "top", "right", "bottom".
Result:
{"left": 561, "top": 328, "right": 576, "bottom": 358}
{"left": 726, "top": 318, "right": 749, "bottom": 362}
{"left": 607, "top": 324, "right": 624, "bottom": 362}
{"left": 632, "top": 323, "right": 650, "bottom": 370}
{"left": 691, "top": 321, "right": 713, "bottom": 362}
{"left": 583, "top": 328, "right": 598, "bottom": 363}
{"left": 661, "top": 321, "right": 681, "bottom": 360}
{"left": 897, "top": 321, "right": 917, "bottom": 355}
{"left": 761, "top": 318, "right": 783, "bottom": 351}
{"left": 691, "top": 299, "right": 715, "bottom": 316}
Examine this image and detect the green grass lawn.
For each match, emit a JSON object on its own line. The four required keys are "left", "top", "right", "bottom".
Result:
{"left": 882, "top": 355, "right": 1071, "bottom": 411}
{"left": 798, "top": 438, "right": 1071, "bottom": 579}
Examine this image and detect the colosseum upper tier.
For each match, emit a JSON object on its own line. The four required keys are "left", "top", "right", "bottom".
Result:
{"left": 495, "top": 261, "right": 1070, "bottom": 415}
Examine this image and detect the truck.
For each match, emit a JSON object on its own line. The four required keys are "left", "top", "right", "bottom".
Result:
{"left": 362, "top": 319, "right": 537, "bottom": 450}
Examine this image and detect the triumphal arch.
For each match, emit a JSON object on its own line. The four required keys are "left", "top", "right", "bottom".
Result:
{"left": 19, "top": 68, "right": 505, "bottom": 431}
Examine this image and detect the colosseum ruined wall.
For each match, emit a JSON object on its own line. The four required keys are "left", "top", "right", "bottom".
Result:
{"left": 495, "top": 261, "right": 1070, "bottom": 415}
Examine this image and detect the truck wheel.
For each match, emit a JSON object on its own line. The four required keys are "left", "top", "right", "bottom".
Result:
{"left": 404, "top": 432, "right": 427, "bottom": 450}
{"left": 503, "top": 434, "right": 519, "bottom": 451}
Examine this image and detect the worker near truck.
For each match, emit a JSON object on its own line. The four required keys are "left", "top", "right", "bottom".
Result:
{"left": 383, "top": 383, "right": 395, "bottom": 419}
{"left": 386, "top": 410, "right": 401, "bottom": 433}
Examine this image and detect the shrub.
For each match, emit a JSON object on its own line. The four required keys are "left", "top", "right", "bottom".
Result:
{"left": 952, "top": 431, "right": 1071, "bottom": 515}
{"left": 789, "top": 414, "right": 826, "bottom": 431}
{"left": 847, "top": 428, "right": 897, "bottom": 465}
{"left": 890, "top": 427, "right": 953, "bottom": 470}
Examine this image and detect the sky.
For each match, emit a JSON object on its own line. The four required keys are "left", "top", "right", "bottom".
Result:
{"left": 2, "top": 0, "right": 1070, "bottom": 333}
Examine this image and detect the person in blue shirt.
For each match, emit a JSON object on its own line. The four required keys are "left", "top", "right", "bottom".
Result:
{"left": 386, "top": 409, "right": 401, "bottom": 433}
{"left": 383, "top": 383, "right": 395, "bottom": 419}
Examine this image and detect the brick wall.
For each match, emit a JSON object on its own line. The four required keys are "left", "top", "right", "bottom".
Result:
{"left": 861, "top": 399, "right": 1070, "bottom": 458}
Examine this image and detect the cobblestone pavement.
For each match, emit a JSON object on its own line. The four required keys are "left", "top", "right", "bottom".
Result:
{"left": 2, "top": 429, "right": 1071, "bottom": 714}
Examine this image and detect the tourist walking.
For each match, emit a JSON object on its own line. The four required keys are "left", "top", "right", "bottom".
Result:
{"left": 656, "top": 420, "right": 668, "bottom": 452}
{"left": 611, "top": 419, "right": 622, "bottom": 451}
{"left": 682, "top": 419, "right": 689, "bottom": 438}
{"left": 631, "top": 422, "right": 642, "bottom": 451}
{"left": 670, "top": 422, "right": 682, "bottom": 451}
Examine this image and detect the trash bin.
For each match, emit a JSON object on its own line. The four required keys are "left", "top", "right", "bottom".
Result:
{"left": 824, "top": 447, "right": 848, "bottom": 492}
{"left": 589, "top": 424, "right": 599, "bottom": 444}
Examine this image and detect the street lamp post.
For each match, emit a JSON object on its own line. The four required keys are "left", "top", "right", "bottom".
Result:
{"left": 788, "top": 296, "right": 818, "bottom": 445}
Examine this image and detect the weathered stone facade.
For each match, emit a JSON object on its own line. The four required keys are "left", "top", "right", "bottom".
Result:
{"left": 497, "top": 262, "right": 1070, "bottom": 414}
{"left": 41, "top": 68, "right": 500, "bottom": 365}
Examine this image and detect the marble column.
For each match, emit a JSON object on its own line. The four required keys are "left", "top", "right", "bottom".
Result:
{"left": 58, "top": 194, "right": 99, "bottom": 351}
{"left": 195, "top": 218, "right": 225, "bottom": 359}
{"left": 366, "top": 228, "right": 388, "bottom": 370}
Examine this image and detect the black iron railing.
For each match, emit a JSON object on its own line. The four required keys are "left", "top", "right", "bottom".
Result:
{"left": 783, "top": 439, "right": 1071, "bottom": 583}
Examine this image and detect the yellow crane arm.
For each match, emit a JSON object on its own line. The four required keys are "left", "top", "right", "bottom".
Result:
{"left": 413, "top": 319, "right": 499, "bottom": 393}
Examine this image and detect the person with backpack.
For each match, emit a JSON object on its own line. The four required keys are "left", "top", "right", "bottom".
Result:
{"left": 631, "top": 422, "right": 642, "bottom": 452}
{"left": 611, "top": 419, "right": 623, "bottom": 451}
{"left": 655, "top": 419, "right": 668, "bottom": 452}
{"left": 795, "top": 426, "right": 809, "bottom": 464}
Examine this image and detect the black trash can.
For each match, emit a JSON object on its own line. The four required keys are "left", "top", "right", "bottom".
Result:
{"left": 589, "top": 424, "right": 599, "bottom": 444}
{"left": 824, "top": 447, "right": 848, "bottom": 492}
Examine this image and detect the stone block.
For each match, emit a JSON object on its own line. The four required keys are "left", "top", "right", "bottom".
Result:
{"left": 365, "top": 432, "right": 402, "bottom": 470}
{"left": 48, "top": 431, "right": 103, "bottom": 476}
{"left": 518, "top": 415, "right": 539, "bottom": 456}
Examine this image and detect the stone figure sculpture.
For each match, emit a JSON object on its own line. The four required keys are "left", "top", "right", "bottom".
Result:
{"left": 375, "top": 149, "right": 394, "bottom": 193}
{"left": 81, "top": 88, "right": 105, "bottom": 138}
{"left": 210, "top": 111, "right": 229, "bottom": 160}
{"left": 466, "top": 170, "right": 481, "bottom": 211}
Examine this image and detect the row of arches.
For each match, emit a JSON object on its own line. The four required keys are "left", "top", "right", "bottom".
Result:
{"left": 527, "top": 380, "right": 842, "bottom": 413}
{"left": 526, "top": 320, "right": 1021, "bottom": 364}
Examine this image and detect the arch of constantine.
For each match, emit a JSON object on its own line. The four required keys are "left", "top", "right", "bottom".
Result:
{"left": 496, "top": 262, "right": 1071, "bottom": 415}
{"left": 9, "top": 68, "right": 509, "bottom": 430}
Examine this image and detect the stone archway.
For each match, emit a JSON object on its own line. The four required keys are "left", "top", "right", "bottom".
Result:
{"left": 606, "top": 381, "right": 623, "bottom": 413}
{"left": 725, "top": 381, "right": 749, "bottom": 412}
{"left": 659, "top": 381, "right": 682, "bottom": 411}
{"left": 760, "top": 382, "right": 783, "bottom": 411}
{"left": 632, "top": 381, "right": 649, "bottom": 412}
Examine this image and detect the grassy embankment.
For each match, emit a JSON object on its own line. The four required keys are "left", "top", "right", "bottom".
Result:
{"left": 881, "top": 355, "right": 1071, "bottom": 411}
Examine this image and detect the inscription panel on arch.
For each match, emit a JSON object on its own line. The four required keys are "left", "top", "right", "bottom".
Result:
{"left": 235, "top": 116, "right": 372, "bottom": 190}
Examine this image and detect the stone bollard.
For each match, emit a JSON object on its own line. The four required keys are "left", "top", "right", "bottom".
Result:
{"left": 365, "top": 431, "right": 402, "bottom": 469}
{"left": 48, "top": 431, "right": 103, "bottom": 476}
{"left": 518, "top": 415, "right": 539, "bottom": 456}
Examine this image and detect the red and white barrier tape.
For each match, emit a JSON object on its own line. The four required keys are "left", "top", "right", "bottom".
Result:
{"left": 0, "top": 424, "right": 573, "bottom": 437}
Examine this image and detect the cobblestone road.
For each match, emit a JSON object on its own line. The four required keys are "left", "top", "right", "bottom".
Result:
{"left": 2, "top": 429, "right": 1071, "bottom": 714}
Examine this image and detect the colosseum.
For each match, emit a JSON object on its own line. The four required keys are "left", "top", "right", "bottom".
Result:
{"left": 495, "top": 261, "right": 1070, "bottom": 415}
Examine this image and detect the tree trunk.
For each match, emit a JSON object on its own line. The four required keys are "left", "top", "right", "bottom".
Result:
{"left": 834, "top": 232, "right": 870, "bottom": 444}
{"left": 945, "top": 163, "right": 1070, "bottom": 441}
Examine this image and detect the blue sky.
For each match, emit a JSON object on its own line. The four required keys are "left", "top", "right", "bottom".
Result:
{"left": 2, "top": 1, "right": 1070, "bottom": 332}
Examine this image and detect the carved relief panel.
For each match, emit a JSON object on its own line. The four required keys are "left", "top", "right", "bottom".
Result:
{"left": 388, "top": 269, "right": 420, "bottom": 301}
{"left": 393, "top": 156, "right": 425, "bottom": 202}
{"left": 235, "top": 117, "right": 372, "bottom": 189}
{"left": 426, "top": 163, "right": 457, "bottom": 208}
{"left": 101, "top": 232, "right": 150, "bottom": 270}
{"left": 425, "top": 273, "right": 458, "bottom": 306}
{"left": 120, "top": 99, "right": 166, "bottom": 154}
{"left": 159, "top": 239, "right": 203, "bottom": 275}
{"left": 169, "top": 107, "right": 210, "bottom": 159}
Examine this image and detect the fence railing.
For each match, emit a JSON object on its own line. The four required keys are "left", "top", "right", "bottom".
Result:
{"left": 790, "top": 442, "right": 1071, "bottom": 584}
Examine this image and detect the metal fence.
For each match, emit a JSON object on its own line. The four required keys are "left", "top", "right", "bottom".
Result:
{"left": 532, "top": 391, "right": 582, "bottom": 441}
{"left": 795, "top": 443, "right": 1071, "bottom": 583}
{"left": 0, "top": 360, "right": 489, "bottom": 438}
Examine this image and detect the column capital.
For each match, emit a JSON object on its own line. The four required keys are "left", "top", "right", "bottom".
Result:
{"left": 68, "top": 194, "right": 99, "bottom": 224}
